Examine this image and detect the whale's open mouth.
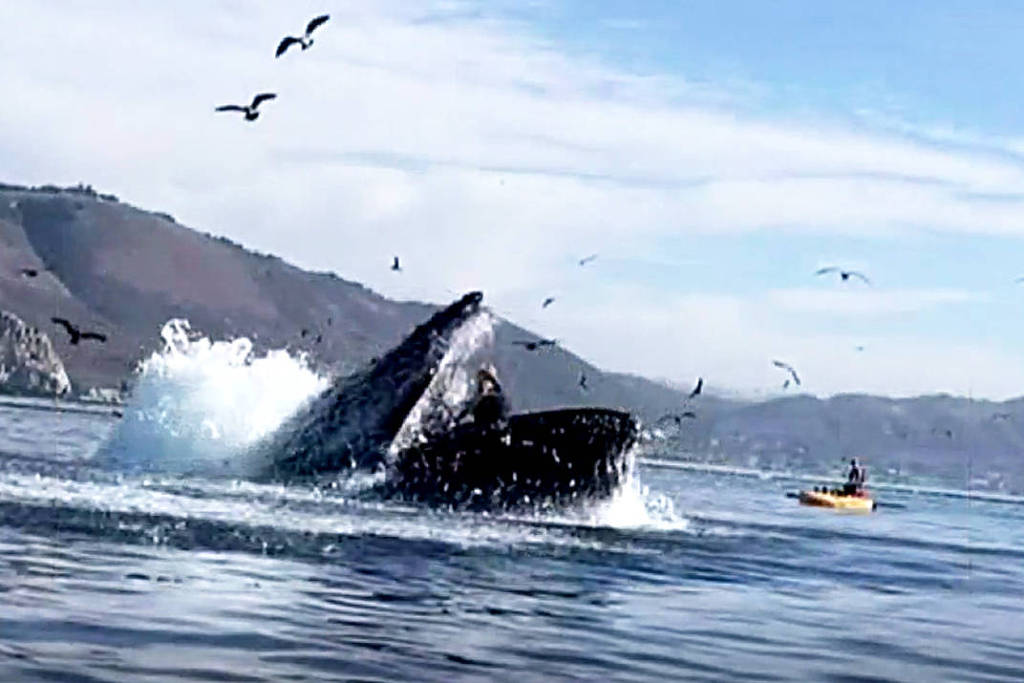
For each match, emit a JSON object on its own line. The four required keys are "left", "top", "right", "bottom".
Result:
{"left": 259, "top": 290, "right": 640, "bottom": 511}
{"left": 260, "top": 292, "right": 485, "bottom": 481}
{"left": 386, "top": 310, "right": 496, "bottom": 461}
{"left": 384, "top": 408, "right": 639, "bottom": 512}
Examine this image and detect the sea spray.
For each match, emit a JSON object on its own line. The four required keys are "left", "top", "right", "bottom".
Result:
{"left": 561, "top": 447, "right": 688, "bottom": 530}
{"left": 96, "top": 319, "right": 327, "bottom": 476}
{"left": 587, "top": 474, "right": 687, "bottom": 530}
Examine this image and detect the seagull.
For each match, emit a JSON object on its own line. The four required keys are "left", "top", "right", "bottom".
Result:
{"left": 815, "top": 266, "right": 871, "bottom": 285}
{"left": 772, "top": 360, "right": 801, "bottom": 387}
{"left": 542, "top": 297, "right": 555, "bottom": 308}
{"left": 688, "top": 377, "right": 703, "bottom": 399}
{"left": 51, "top": 317, "right": 106, "bottom": 345}
{"left": 19, "top": 268, "right": 38, "bottom": 278}
{"left": 215, "top": 93, "right": 277, "bottom": 121}
{"left": 578, "top": 253, "right": 598, "bottom": 266}
{"left": 276, "top": 14, "right": 330, "bottom": 57}
{"left": 578, "top": 372, "right": 588, "bottom": 391}
{"left": 656, "top": 411, "right": 697, "bottom": 426}
{"left": 391, "top": 256, "right": 401, "bottom": 272}
{"left": 512, "top": 338, "right": 557, "bottom": 351}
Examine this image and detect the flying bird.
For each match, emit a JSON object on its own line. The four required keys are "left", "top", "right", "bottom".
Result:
{"left": 542, "top": 297, "right": 555, "bottom": 308}
{"left": 578, "top": 254, "right": 598, "bottom": 266}
{"left": 656, "top": 411, "right": 697, "bottom": 426}
{"left": 512, "top": 338, "right": 557, "bottom": 351}
{"left": 815, "top": 266, "right": 871, "bottom": 285}
{"left": 215, "top": 93, "right": 277, "bottom": 121}
{"left": 772, "top": 360, "right": 801, "bottom": 387}
{"left": 688, "top": 377, "right": 703, "bottom": 399}
{"left": 391, "top": 256, "right": 402, "bottom": 272}
{"left": 19, "top": 268, "right": 38, "bottom": 278}
{"left": 51, "top": 318, "right": 106, "bottom": 345}
{"left": 276, "top": 14, "right": 330, "bottom": 57}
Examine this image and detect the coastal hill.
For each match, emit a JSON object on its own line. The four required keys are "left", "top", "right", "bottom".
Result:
{"left": 1, "top": 183, "right": 1020, "bottom": 492}
{"left": 0, "top": 182, "right": 684, "bottom": 415}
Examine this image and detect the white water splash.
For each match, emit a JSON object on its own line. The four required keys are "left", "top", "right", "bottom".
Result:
{"left": 587, "top": 478, "right": 686, "bottom": 530}
{"left": 96, "top": 320, "right": 327, "bottom": 476}
{"left": 486, "top": 448, "right": 690, "bottom": 532}
{"left": 564, "top": 450, "right": 689, "bottom": 531}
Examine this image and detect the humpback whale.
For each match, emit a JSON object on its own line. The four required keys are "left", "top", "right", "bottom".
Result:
{"left": 261, "top": 291, "right": 639, "bottom": 511}
{"left": 262, "top": 291, "right": 484, "bottom": 480}
{"left": 384, "top": 408, "right": 638, "bottom": 511}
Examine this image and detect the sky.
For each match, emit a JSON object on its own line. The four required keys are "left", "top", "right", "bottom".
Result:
{"left": 3, "top": 0, "right": 1024, "bottom": 399}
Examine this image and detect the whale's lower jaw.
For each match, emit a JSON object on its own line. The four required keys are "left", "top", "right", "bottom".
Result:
{"left": 382, "top": 408, "right": 639, "bottom": 511}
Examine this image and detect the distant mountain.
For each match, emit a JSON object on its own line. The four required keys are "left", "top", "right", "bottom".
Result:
{"left": 0, "top": 182, "right": 687, "bottom": 417}
{"left": 2, "top": 182, "right": 1020, "bottom": 492}
{"left": 649, "top": 393, "right": 1024, "bottom": 494}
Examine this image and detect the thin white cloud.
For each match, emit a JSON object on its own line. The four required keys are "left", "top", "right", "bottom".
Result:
{"left": 2, "top": 1, "right": 1024, "bottom": 397}
{"left": 535, "top": 286, "right": 1024, "bottom": 400}
{"left": 767, "top": 288, "right": 980, "bottom": 316}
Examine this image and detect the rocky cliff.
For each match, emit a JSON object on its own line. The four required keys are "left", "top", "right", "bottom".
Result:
{"left": 0, "top": 309, "right": 71, "bottom": 397}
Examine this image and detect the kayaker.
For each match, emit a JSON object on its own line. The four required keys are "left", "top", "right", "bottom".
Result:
{"left": 470, "top": 364, "right": 508, "bottom": 429}
{"left": 844, "top": 458, "right": 864, "bottom": 495}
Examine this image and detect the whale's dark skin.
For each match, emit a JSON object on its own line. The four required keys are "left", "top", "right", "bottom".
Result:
{"left": 261, "top": 290, "right": 640, "bottom": 511}
{"left": 262, "top": 291, "right": 483, "bottom": 480}
{"left": 383, "top": 408, "right": 639, "bottom": 511}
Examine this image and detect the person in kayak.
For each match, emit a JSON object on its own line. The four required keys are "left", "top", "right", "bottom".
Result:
{"left": 843, "top": 458, "right": 866, "bottom": 495}
{"left": 469, "top": 364, "right": 508, "bottom": 429}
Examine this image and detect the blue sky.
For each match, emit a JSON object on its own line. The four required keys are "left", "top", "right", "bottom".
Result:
{"left": 2, "top": 0, "right": 1024, "bottom": 398}
{"left": 535, "top": 0, "right": 1024, "bottom": 132}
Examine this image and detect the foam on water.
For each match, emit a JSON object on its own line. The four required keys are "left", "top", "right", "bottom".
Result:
{"left": 97, "top": 320, "right": 327, "bottom": 476}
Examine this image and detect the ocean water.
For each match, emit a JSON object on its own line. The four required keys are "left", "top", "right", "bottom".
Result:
{"left": 2, "top": 400, "right": 1022, "bottom": 682}
{"left": 1, "top": 328, "right": 1022, "bottom": 682}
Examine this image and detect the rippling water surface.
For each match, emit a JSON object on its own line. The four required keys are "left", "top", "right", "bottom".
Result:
{"left": 1, "top": 399, "right": 1022, "bottom": 682}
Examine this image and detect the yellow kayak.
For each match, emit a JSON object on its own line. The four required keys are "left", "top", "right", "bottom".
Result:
{"left": 798, "top": 490, "right": 876, "bottom": 511}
